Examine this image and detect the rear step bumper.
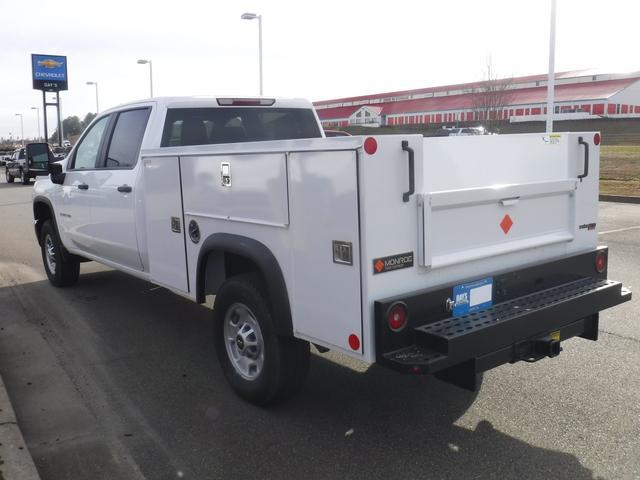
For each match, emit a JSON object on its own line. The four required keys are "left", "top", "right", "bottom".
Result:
{"left": 381, "top": 277, "right": 631, "bottom": 388}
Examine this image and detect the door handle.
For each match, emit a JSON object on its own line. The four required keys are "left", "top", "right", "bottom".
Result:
{"left": 77, "top": 183, "right": 89, "bottom": 190}
{"left": 117, "top": 185, "right": 132, "bottom": 193}
{"left": 401, "top": 140, "right": 415, "bottom": 203}
{"left": 500, "top": 197, "right": 520, "bottom": 207}
{"left": 577, "top": 136, "right": 589, "bottom": 182}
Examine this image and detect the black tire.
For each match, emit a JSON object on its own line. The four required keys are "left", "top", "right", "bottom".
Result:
{"left": 214, "top": 273, "right": 310, "bottom": 405}
{"left": 21, "top": 169, "right": 30, "bottom": 185}
{"left": 40, "top": 220, "right": 80, "bottom": 287}
{"left": 5, "top": 169, "right": 14, "bottom": 183}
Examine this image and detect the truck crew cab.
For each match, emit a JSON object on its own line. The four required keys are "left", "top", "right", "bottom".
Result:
{"left": 31, "top": 96, "right": 631, "bottom": 405}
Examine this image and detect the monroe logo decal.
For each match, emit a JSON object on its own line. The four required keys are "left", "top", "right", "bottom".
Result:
{"left": 373, "top": 252, "right": 414, "bottom": 274}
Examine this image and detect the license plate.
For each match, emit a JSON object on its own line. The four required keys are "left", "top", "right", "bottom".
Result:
{"left": 452, "top": 277, "right": 493, "bottom": 317}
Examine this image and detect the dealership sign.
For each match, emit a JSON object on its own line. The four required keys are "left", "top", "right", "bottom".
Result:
{"left": 31, "top": 54, "right": 68, "bottom": 91}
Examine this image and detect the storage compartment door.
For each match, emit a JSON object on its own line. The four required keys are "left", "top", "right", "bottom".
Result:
{"left": 143, "top": 156, "right": 189, "bottom": 292}
{"left": 288, "top": 150, "right": 363, "bottom": 354}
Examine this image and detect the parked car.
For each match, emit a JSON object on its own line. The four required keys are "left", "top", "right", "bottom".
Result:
{"left": 435, "top": 127, "right": 486, "bottom": 137}
{"left": 52, "top": 146, "right": 71, "bottom": 161}
{"left": 5, "top": 144, "right": 52, "bottom": 185}
{"left": 324, "top": 129, "right": 352, "bottom": 137}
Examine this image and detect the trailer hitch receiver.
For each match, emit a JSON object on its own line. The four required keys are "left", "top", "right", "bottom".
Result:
{"left": 535, "top": 336, "right": 561, "bottom": 358}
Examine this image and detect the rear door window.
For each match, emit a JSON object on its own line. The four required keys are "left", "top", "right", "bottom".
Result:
{"left": 102, "top": 108, "right": 151, "bottom": 168}
{"left": 161, "top": 107, "right": 321, "bottom": 147}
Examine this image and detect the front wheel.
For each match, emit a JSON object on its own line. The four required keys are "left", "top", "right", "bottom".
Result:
{"left": 214, "top": 273, "right": 310, "bottom": 405}
{"left": 21, "top": 169, "right": 30, "bottom": 185}
{"left": 40, "top": 220, "right": 80, "bottom": 287}
{"left": 5, "top": 169, "right": 14, "bottom": 183}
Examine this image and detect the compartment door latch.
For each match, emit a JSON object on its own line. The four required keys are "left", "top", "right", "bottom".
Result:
{"left": 221, "top": 161, "right": 231, "bottom": 187}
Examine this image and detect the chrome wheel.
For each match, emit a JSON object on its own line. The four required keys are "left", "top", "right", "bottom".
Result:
{"left": 44, "top": 234, "right": 57, "bottom": 275}
{"left": 224, "top": 302, "right": 264, "bottom": 381}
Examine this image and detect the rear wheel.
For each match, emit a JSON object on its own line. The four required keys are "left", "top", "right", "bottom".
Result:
{"left": 5, "top": 169, "right": 14, "bottom": 183}
{"left": 21, "top": 169, "right": 30, "bottom": 185}
{"left": 214, "top": 273, "right": 310, "bottom": 405}
{"left": 40, "top": 220, "right": 80, "bottom": 287}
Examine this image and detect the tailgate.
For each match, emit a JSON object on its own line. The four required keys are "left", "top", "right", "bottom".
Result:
{"left": 419, "top": 132, "right": 598, "bottom": 269}
{"left": 421, "top": 179, "right": 576, "bottom": 268}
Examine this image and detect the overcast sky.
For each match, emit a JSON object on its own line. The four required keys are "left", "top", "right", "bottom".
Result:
{"left": 1, "top": 0, "right": 638, "bottom": 140}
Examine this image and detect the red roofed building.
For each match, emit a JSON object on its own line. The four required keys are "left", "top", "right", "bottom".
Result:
{"left": 314, "top": 71, "right": 640, "bottom": 128}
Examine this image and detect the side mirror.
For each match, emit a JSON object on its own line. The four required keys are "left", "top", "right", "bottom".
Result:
{"left": 49, "top": 160, "right": 65, "bottom": 185}
{"left": 25, "top": 143, "right": 51, "bottom": 169}
{"left": 49, "top": 162, "right": 63, "bottom": 175}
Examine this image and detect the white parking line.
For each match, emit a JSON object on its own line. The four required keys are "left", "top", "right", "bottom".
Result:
{"left": 599, "top": 225, "right": 640, "bottom": 235}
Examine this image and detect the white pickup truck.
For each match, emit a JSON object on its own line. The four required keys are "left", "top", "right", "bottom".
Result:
{"left": 31, "top": 96, "right": 631, "bottom": 405}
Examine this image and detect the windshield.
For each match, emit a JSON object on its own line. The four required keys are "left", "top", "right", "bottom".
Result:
{"left": 161, "top": 107, "right": 322, "bottom": 147}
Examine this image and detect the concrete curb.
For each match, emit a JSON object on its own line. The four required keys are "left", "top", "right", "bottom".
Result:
{"left": 0, "top": 375, "right": 41, "bottom": 480}
{"left": 599, "top": 194, "right": 640, "bottom": 204}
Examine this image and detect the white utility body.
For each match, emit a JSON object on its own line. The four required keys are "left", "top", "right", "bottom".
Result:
{"left": 32, "top": 97, "right": 630, "bottom": 404}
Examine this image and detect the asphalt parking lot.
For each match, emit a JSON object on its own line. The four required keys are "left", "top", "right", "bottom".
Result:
{"left": 0, "top": 178, "right": 638, "bottom": 480}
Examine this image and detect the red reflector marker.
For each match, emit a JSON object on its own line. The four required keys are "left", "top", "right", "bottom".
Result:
{"left": 364, "top": 137, "right": 377, "bottom": 155}
{"left": 593, "top": 133, "right": 601, "bottom": 146}
{"left": 387, "top": 302, "right": 408, "bottom": 332}
{"left": 348, "top": 334, "right": 361, "bottom": 351}
{"left": 595, "top": 251, "right": 607, "bottom": 273}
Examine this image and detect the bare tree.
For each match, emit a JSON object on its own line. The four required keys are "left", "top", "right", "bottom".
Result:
{"left": 472, "top": 57, "right": 515, "bottom": 133}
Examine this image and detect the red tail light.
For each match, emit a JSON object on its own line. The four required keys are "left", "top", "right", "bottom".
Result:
{"left": 387, "top": 302, "right": 408, "bottom": 332}
{"left": 595, "top": 251, "right": 607, "bottom": 273}
{"left": 593, "top": 133, "right": 601, "bottom": 146}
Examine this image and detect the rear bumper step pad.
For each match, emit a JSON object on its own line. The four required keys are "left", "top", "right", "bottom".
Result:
{"left": 383, "top": 277, "right": 631, "bottom": 373}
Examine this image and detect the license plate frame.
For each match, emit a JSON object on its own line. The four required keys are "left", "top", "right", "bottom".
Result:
{"left": 452, "top": 277, "right": 493, "bottom": 317}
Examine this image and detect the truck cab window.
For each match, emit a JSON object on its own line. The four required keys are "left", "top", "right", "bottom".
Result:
{"left": 72, "top": 116, "right": 109, "bottom": 169}
{"left": 19, "top": 149, "right": 25, "bottom": 160}
{"left": 161, "top": 107, "right": 321, "bottom": 147}
{"left": 103, "top": 108, "right": 151, "bottom": 168}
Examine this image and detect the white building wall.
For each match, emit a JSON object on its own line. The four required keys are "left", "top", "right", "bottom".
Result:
{"left": 608, "top": 79, "right": 640, "bottom": 106}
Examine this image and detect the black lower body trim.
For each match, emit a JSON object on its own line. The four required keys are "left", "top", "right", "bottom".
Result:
{"left": 381, "top": 277, "right": 630, "bottom": 379}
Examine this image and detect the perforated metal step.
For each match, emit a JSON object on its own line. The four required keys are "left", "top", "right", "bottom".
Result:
{"left": 382, "top": 277, "right": 630, "bottom": 373}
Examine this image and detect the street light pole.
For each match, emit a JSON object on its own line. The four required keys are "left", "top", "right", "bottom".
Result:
{"left": 241, "top": 12, "right": 263, "bottom": 95}
{"left": 15, "top": 113, "right": 24, "bottom": 146}
{"left": 86, "top": 81, "right": 100, "bottom": 113}
{"left": 30, "top": 107, "right": 41, "bottom": 141}
{"left": 546, "top": 0, "right": 557, "bottom": 133}
{"left": 137, "top": 59, "right": 154, "bottom": 97}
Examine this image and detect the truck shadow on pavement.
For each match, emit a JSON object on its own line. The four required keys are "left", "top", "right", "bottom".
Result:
{"left": 1, "top": 269, "right": 602, "bottom": 480}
